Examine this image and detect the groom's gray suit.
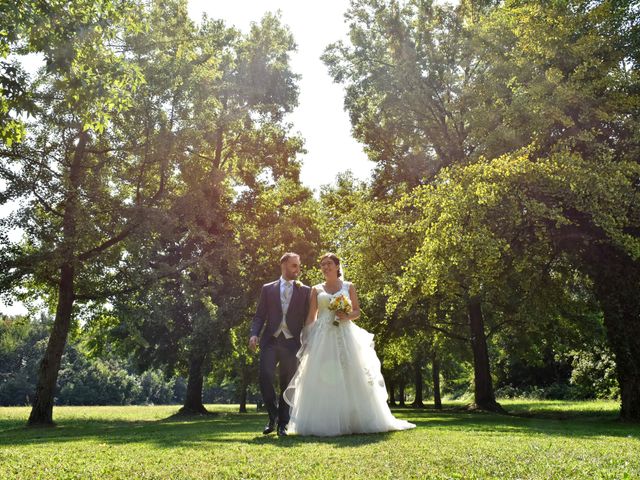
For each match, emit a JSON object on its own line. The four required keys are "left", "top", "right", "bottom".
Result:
{"left": 251, "top": 279, "right": 310, "bottom": 428}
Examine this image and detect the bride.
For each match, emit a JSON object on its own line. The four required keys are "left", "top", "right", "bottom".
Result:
{"left": 284, "top": 253, "right": 415, "bottom": 436}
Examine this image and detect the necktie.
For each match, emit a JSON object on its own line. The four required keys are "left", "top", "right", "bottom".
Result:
{"left": 276, "top": 281, "right": 294, "bottom": 339}
{"left": 284, "top": 281, "right": 292, "bottom": 302}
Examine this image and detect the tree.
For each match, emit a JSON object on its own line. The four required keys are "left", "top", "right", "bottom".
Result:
{"left": 469, "top": 0, "right": 640, "bottom": 420}
{"left": 1, "top": 0, "right": 143, "bottom": 146}
{"left": 400, "top": 149, "right": 639, "bottom": 414}
{"left": 0, "top": 0, "right": 152, "bottom": 425}
{"left": 89, "top": 6, "right": 308, "bottom": 415}
{"left": 322, "top": 0, "right": 488, "bottom": 194}
{"left": 323, "top": 0, "right": 640, "bottom": 418}
{"left": 322, "top": 0, "right": 510, "bottom": 411}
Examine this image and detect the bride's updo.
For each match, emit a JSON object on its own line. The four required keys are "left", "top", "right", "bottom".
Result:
{"left": 320, "top": 252, "right": 342, "bottom": 278}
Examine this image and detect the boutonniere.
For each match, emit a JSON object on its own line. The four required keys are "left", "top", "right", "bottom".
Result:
{"left": 294, "top": 280, "right": 303, "bottom": 288}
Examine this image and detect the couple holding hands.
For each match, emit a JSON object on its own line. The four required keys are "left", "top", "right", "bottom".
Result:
{"left": 249, "top": 252, "right": 415, "bottom": 437}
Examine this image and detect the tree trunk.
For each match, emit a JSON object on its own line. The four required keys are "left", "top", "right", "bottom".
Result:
{"left": 468, "top": 296, "right": 504, "bottom": 413}
{"left": 593, "top": 257, "right": 640, "bottom": 421}
{"left": 179, "top": 351, "right": 208, "bottom": 414}
{"left": 28, "top": 131, "right": 87, "bottom": 426}
{"left": 28, "top": 263, "right": 75, "bottom": 426}
{"left": 238, "top": 375, "right": 248, "bottom": 413}
{"left": 412, "top": 356, "right": 424, "bottom": 408}
{"left": 213, "top": 125, "right": 224, "bottom": 169}
{"left": 432, "top": 351, "right": 442, "bottom": 410}
{"left": 399, "top": 382, "right": 406, "bottom": 407}
{"left": 388, "top": 380, "right": 396, "bottom": 406}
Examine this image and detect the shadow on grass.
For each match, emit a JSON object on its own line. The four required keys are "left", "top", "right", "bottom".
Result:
{"left": 1, "top": 405, "right": 638, "bottom": 449}
{"left": 162, "top": 411, "right": 220, "bottom": 422}
{"left": 0, "top": 411, "right": 392, "bottom": 449}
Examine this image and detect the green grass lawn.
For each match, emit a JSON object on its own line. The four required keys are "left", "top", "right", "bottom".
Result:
{"left": 1, "top": 400, "right": 639, "bottom": 479}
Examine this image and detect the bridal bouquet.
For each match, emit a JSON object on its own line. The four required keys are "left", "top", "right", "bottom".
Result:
{"left": 328, "top": 294, "right": 352, "bottom": 326}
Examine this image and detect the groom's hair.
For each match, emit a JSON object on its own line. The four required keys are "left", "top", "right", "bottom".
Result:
{"left": 280, "top": 252, "right": 300, "bottom": 264}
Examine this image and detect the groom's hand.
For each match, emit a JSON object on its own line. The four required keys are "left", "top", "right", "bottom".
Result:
{"left": 249, "top": 336, "right": 259, "bottom": 352}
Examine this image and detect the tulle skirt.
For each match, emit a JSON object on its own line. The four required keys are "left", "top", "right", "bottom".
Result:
{"left": 283, "top": 316, "right": 415, "bottom": 436}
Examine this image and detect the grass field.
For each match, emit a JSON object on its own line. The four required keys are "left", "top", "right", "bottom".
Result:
{"left": 1, "top": 400, "right": 639, "bottom": 479}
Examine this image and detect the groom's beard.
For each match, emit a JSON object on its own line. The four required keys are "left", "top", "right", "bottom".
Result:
{"left": 283, "top": 271, "right": 300, "bottom": 281}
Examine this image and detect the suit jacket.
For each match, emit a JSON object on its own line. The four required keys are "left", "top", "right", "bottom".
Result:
{"left": 251, "top": 279, "right": 311, "bottom": 348}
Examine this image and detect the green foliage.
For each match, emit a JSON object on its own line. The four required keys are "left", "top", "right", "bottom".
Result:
{"left": 569, "top": 343, "right": 620, "bottom": 400}
{"left": 321, "top": 0, "right": 639, "bottom": 413}
{"left": 87, "top": 4, "right": 312, "bottom": 410}
{"left": 0, "top": 0, "right": 144, "bottom": 143}
{"left": 56, "top": 349, "right": 180, "bottom": 406}
{"left": 472, "top": 0, "right": 640, "bottom": 161}
{"left": 400, "top": 148, "right": 640, "bottom": 301}
{"left": 0, "top": 314, "right": 181, "bottom": 406}
{"left": 323, "top": 0, "right": 479, "bottom": 193}
{"left": 0, "top": 315, "right": 49, "bottom": 406}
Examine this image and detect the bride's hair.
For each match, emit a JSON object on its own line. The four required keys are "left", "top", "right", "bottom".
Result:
{"left": 320, "top": 252, "right": 342, "bottom": 278}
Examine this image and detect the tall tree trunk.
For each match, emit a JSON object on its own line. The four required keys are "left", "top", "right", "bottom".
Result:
{"left": 28, "top": 263, "right": 75, "bottom": 425}
{"left": 179, "top": 351, "right": 208, "bottom": 414}
{"left": 468, "top": 296, "right": 504, "bottom": 413}
{"left": 412, "top": 356, "right": 424, "bottom": 408}
{"left": 388, "top": 380, "right": 396, "bottom": 406}
{"left": 28, "top": 131, "right": 87, "bottom": 426}
{"left": 432, "top": 351, "right": 442, "bottom": 410}
{"left": 592, "top": 256, "right": 640, "bottom": 421}
{"left": 399, "top": 382, "right": 406, "bottom": 407}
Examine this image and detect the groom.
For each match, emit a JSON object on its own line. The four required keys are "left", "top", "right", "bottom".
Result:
{"left": 249, "top": 252, "right": 310, "bottom": 436}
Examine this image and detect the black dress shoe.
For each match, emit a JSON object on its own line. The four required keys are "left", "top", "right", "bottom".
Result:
{"left": 263, "top": 420, "right": 276, "bottom": 435}
{"left": 277, "top": 425, "right": 287, "bottom": 436}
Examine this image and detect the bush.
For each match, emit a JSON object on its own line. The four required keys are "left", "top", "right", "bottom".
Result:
{"left": 495, "top": 383, "right": 581, "bottom": 400}
{"left": 57, "top": 356, "right": 142, "bottom": 405}
{"left": 0, "top": 317, "right": 49, "bottom": 406}
{"left": 138, "top": 370, "right": 175, "bottom": 405}
{"left": 0, "top": 376, "right": 34, "bottom": 406}
{"left": 1, "top": 316, "right": 227, "bottom": 406}
{"left": 569, "top": 345, "right": 619, "bottom": 399}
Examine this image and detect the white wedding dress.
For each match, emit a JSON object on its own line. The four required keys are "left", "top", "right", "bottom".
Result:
{"left": 283, "top": 281, "right": 415, "bottom": 436}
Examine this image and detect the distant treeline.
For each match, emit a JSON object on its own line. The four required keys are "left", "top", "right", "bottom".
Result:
{"left": 1, "top": 314, "right": 618, "bottom": 407}
{"left": 0, "top": 315, "right": 261, "bottom": 407}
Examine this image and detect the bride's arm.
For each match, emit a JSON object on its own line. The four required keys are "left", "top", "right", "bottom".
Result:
{"left": 336, "top": 283, "right": 361, "bottom": 322}
{"left": 305, "top": 287, "right": 319, "bottom": 326}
